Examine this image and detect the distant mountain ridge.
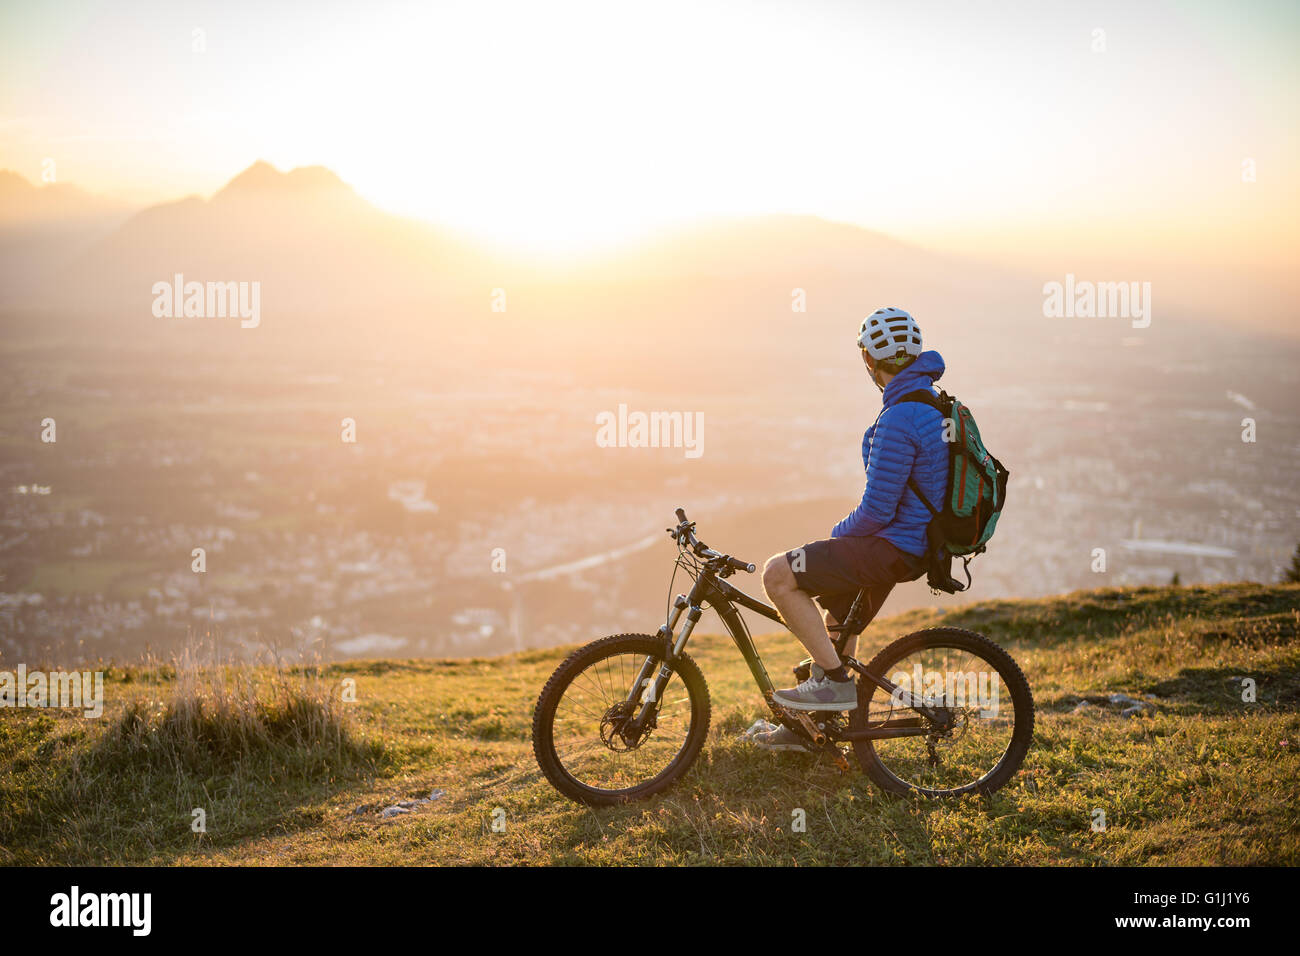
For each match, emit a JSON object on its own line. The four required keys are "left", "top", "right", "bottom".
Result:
{"left": 5, "top": 161, "right": 1006, "bottom": 348}
{"left": 0, "top": 170, "right": 136, "bottom": 306}
{"left": 214, "top": 160, "right": 354, "bottom": 200}
{"left": 0, "top": 160, "right": 1253, "bottom": 369}
{"left": 0, "top": 169, "right": 132, "bottom": 225}
{"left": 32, "top": 160, "right": 487, "bottom": 321}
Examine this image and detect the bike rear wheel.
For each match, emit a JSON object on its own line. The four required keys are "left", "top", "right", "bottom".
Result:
{"left": 532, "top": 633, "right": 711, "bottom": 805}
{"left": 849, "top": 627, "right": 1033, "bottom": 796}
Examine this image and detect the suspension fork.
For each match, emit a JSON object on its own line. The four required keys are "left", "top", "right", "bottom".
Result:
{"left": 622, "top": 574, "right": 794, "bottom": 735}
{"left": 623, "top": 574, "right": 711, "bottom": 731}
{"left": 620, "top": 594, "right": 686, "bottom": 714}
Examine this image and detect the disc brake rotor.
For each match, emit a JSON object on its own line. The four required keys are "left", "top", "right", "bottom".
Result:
{"left": 599, "top": 702, "right": 652, "bottom": 752}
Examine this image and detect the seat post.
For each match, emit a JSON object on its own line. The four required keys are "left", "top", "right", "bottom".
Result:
{"left": 828, "top": 588, "right": 867, "bottom": 656}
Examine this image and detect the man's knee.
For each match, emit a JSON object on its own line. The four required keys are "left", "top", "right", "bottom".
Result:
{"left": 762, "top": 553, "right": 796, "bottom": 597}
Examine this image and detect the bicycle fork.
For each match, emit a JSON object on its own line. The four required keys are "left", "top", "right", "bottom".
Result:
{"left": 620, "top": 595, "right": 693, "bottom": 734}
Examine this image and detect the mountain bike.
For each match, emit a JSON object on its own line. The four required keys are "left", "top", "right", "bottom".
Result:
{"left": 532, "top": 508, "right": 1034, "bottom": 805}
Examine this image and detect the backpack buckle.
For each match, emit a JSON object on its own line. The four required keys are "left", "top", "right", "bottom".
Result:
{"left": 926, "top": 551, "right": 963, "bottom": 594}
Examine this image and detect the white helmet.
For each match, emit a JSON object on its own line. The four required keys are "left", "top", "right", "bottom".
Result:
{"left": 858, "top": 307, "right": 922, "bottom": 365}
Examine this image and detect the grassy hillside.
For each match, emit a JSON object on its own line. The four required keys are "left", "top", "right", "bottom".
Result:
{"left": 2, "top": 582, "right": 1298, "bottom": 866}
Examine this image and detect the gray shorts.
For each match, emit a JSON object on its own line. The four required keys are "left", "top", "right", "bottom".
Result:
{"left": 785, "top": 535, "right": 923, "bottom": 632}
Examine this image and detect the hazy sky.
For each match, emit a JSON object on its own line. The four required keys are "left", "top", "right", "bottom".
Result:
{"left": 2, "top": 0, "right": 1297, "bottom": 274}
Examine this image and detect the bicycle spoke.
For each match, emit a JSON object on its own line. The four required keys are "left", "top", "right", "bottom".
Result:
{"left": 868, "top": 642, "right": 1020, "bottom": 793}
{"left": 548, "top": 650, "right": 694, "bottom": 794}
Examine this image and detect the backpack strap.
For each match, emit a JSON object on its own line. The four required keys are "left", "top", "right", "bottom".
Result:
{"left": 895, "top": 388, "right": 944, "bottom": 411}
{"left": 895, "top": 389, "right": 947, "bottom": 517}
{"left": 894, "top": 388, "right": 981, "bottom": 595}
{"left": 895, "top": 390, "right": 959, "bottom": 592}
{"left": 907, "top": 477, "right": 940, "bottom": 517}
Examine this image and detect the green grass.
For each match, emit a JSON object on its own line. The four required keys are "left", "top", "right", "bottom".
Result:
{"left": 1, "top": 582, "right": 1297, "bottom": 865}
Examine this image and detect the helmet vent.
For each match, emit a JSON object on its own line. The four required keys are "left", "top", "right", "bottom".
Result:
{"left": 857, "top": 307, "right": 923, "bottom": 360}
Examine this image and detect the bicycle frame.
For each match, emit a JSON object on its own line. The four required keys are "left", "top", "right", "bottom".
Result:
{"left": 624, "top": 562, "right": 942, "bottom": 743}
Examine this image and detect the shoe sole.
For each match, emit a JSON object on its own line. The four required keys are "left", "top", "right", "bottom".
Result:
{"left": 772, "top": 695, "right": 859, "bottom": 712}
{"left": 754, "top": 740, "right": 812, "bottom": 752}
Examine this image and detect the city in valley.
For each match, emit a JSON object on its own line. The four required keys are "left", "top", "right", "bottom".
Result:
{"left": 1, "top": 300, "right": 1294, "bottom": 665}
{"left": 1, "top": 163, "right": 1296, "bottom": 665}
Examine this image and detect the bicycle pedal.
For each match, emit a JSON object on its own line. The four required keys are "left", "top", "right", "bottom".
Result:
{"left": 831, "top": 749, "right": 851, "bottom": 774}
{"left": 789, "top": 711, "right": 826, "bottom": 747}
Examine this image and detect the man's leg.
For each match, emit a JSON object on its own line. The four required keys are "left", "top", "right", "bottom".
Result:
{"left": 831, "top": 580, "right": 896, "bottom": 662}
{"left": 764, "top": 536, "right": 917, "bottom": 712}
{"left": 763, "top": 554, "right": 857, "bottom": 711}
{"left": 823, "top": 610, "right": 856, "bottom": 662}
{"left": 762, "top": 555, "right": 840, "bottom": 670}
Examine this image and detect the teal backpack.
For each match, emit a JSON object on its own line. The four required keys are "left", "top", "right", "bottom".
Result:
{"left": 898, "top": 389, "right": 1009, "bottom": 593}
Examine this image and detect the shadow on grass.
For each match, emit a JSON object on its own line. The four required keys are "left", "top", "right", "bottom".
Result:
{"left": 529, "top": 739, "right": 1028, "bottom": 865}
{"left": 1145, "top": 663, "right": 1300, "bottom": 714}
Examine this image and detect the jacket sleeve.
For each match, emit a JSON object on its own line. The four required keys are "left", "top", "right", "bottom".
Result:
{"left": 831, "top": 407, "right": 919, "bottom": 538}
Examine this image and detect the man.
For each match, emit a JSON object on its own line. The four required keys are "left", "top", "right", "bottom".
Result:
{"left": 754, "top": 307, "right": 948, "bottom": 749}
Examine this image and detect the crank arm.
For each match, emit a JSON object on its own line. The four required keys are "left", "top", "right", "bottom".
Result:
{"left": 763, "top": 695, "right": 853, "bottom": 772}
{"left": 790, "top": 710, "right": 826, "bottom": 746}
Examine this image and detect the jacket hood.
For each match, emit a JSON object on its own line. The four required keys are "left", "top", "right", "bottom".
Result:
{"left": 882, "top": 350, "right": 946, "bottom": 407}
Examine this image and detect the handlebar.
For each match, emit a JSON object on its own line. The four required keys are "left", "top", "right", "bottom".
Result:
{"left": 668, "top": 507, "right": 756, "bottom": 574}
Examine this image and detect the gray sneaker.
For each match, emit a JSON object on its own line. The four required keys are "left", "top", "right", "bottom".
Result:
{"left": 752, "top": 724, "right": 814, "bottom": 752}
{"left": 773, "top": 674, "right": 858, "bottom": 711}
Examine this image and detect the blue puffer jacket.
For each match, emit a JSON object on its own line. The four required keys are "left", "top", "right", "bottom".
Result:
{"left": 831, "top": 350, "right": 950, "bottom": 557}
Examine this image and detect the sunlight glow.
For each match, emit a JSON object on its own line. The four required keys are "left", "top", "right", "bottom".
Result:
{"left": 1, "top": 0, "right": 1296, "bottom": 267}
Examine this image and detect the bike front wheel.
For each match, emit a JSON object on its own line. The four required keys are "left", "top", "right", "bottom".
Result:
{"left": 849, "top": 627, "right": 1034, "bottom": 797}
{"left": 532, "top": 633, "right": 711, "bottom": 805}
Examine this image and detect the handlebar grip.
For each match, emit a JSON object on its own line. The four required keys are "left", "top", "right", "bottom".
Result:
{"left": 727, "top": 556, "right": 756, "bottom": 573}
{"left": 675, "top": 507, "right": 688, "bottom": 523}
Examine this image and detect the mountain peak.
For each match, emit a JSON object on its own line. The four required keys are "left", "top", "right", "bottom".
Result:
{"left": 0, "top": 170, "right": 37, "bottom": 195}
{"left": 214, "top": 161, "right": 353, "bottom": 201}
{"left": 220, "top": 160, "right": 281, "bottom": 192}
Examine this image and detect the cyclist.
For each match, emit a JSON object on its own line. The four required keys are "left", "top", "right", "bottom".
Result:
{"left": 755, "top": 307, "right": 948, "bottom": 748}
